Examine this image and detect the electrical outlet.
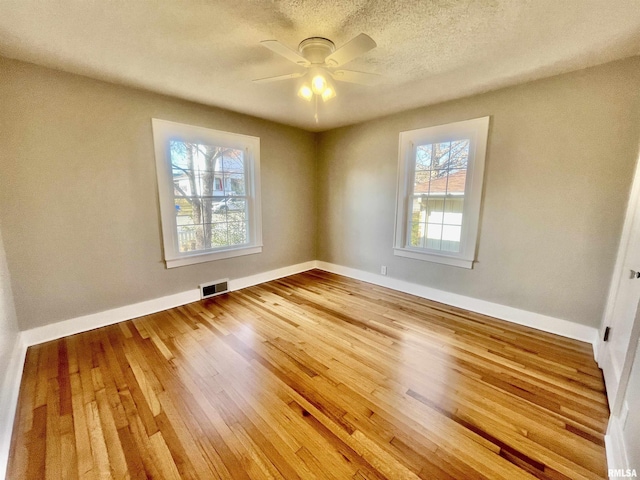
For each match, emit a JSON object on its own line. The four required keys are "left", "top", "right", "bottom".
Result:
{"left": 381, "top": 265, "right": 387, "bottom": 276}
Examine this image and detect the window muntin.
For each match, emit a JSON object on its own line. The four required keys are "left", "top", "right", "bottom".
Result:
{"left": 394, "top": 117, "right": 489, "bottom": 269}
{"left": 152, "top": 119, "right": 262, "bottom": 268}
{"left": 409, "top": 140, "right": 469, "bottom": 253}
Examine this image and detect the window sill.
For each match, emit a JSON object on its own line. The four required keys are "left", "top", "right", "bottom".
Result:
{"left": 393, "top": 248, "right": 474, "bottom": 269}
{"left": 165, "top": 245, "right": 262, "bottom": 268}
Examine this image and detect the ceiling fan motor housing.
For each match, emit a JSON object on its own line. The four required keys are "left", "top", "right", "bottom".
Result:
{"left": 253, "top": 34, "right": 378, "bottom": 88}
{"left": 298, "top": 37, "right": 336, "bottom": 65}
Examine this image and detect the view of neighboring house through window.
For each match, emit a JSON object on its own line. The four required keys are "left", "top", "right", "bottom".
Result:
{"left": 411, "top": 141, "right": 468, "bottom": 252}
{"left": 172, "top": 141, "right": 247, "bottom": 252}
{"left": 394, "top": 117, "right": 489, "bottom": 269}
{"left": 152, "top": 119, "right": 262, "bottom": 268}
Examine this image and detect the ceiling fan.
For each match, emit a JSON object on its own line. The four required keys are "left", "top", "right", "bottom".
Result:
{"left": 253, "top": 33, "right": 380, "bottom": 103}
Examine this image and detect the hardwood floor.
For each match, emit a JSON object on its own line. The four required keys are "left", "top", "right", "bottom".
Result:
{"left": 7, "top": 270, "right": 608, "bottom": 479}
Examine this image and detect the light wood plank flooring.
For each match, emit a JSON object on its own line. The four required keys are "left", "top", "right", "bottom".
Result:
{"left": 8, "top": 270, "right": 608, "bottom": 479}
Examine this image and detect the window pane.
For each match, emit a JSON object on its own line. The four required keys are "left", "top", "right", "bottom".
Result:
{"left": 425, "top": 223, "right": 442, "bottom": 250}
{"left": 449, "top": 140, "right": 469, "bottom": 169}
{"left": 228, "top": 222, "right": 248, "bottom": 245}
{"left": 199, "top": 146, "right": 224, "bottom": 172}
{"left": 214, "top": 177, "right": 224, "bottom": 193}
{"left": 222, "top": 151, "right": 244, "bottom": 173}
{"left": 433, "top": 142, "right": 451, "bottom": 169}
{"left": 225, "top": 173, "right": 246, "bottom": 196}
{"left": 410, "top": 221, "right": 426, "bottom": 247}
{"left": 416, "top": 145, "right": 433, "bottom": 170}
{"left": 210, "top": 198, "right": 225, "bottom": 215}
{"left": 414, "top": 170, "right": 431, "bottom": 193}
{"left": 209, "top": 221, "right": 248, "bottom": 248}
{"left": 443, "top": 198, "right": 464, "bottom": 226}
{"left": 226, "top": 200, "right": 247, "bottom": 222}
{"left": 428, "top": 171, "right": 449, "bottom": 195}
{"left": 176, "top": 194, "right": 251, "bottom": 252}
{"left": 426, "top": 198, "right": 444, "bottom": 223}
{"left": 411, "top": 196, "right": 425, "bottom": 219}
{"left": 209, "top": 197, "right": 247, "bottom": 217}
{"left": 205, "top": 197, "right": 249, "bottom": 249}
{"left": 169, "top": 141, "right": 192, "bottom": 170}
{"left": 173, "top": 169, "right": 197, "bottom": 196}
{"left": 414, "top": 140, "right": 471, "bottom": 173}
{"left": 441, "top": 225, "right": 462, "bottom": 252}
{"left": 175, "top": 197, "right": 202, "bottom": 226}
{"left": 177, "top": 226, "right": 199, "bottom": 253}
{"left": 211, "top": 223, "right": 228, "bottom": 247}
{"left": 445, "top": 169, "right": 466, "bottom": 195}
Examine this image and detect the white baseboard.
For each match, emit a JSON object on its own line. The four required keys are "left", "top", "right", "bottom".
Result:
{"left": 21, "top": 289, "right": 201, "bottom": 347}
{"left": 0, "top": 333, "right": 27, "bottom": 480}
{"left": 594, "top": 337, "right": 602, "bottom": 367}
{"left": 18, "top": 258, "right": 599, "bottom": 354}
{"left": 315, "top": 261, "right": 599, "bottom": 348}
{"left": 228, "top": 261, "right": 316, "bottom": 291}
{"left": 21, "top": 261, "right": 317, "bottom": 348}
{"left": 605, "top": 413, "right": 630, "bottom": 471}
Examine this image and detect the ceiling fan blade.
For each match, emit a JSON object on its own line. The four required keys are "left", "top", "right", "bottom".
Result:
{"left": 252, "top": 72, "right": 306, "bottom": 83}
{"left": 260, "top": 40, "right": 310, "bottom": 67}
{"left": 330, "top": 69, "right": 381, "bottom": 86}
{"left": 324, "top": 33, "right": 376, "bottom": 67}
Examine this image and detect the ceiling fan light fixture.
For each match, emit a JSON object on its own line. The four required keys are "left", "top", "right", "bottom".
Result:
{"left": 298, "top": 84, "right": 313, "bottom": 101}
{"left": 311, "top": 74, "right": 328, "bottom": 95}
{"left": 255, "top": 33, "right": 378, "bottom": 114}
{"left": 321, "top": 86, "right": 336, "bottom": 102}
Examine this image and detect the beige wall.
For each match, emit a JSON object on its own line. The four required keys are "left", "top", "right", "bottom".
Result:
{"left": 0, "top": 57, "right": 317, "bottom": 330}
{"left": 317, "top": 57, "right": 640, "bottom": 327}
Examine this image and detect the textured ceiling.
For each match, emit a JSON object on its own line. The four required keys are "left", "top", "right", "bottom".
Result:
{"left": 0, "top": 1, "right": 639, "bottom": 132}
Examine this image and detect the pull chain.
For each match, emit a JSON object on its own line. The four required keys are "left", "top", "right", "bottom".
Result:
{"left": 314, "top": 95, "right": 319, "bottom": 124}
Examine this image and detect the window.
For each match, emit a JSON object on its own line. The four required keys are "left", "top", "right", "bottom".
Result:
{"left": 394, "top": 117, "right": 489, "bottom": 269}
{"left": 152, "top": 119, "right": 262, "bottom": 268}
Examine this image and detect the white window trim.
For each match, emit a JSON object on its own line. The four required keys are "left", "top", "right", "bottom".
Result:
{"left": 152, "top": 118, "right": 262, "bottom": 268}
{"left": 393, "top": 116, "right": 490, "bottom": 269}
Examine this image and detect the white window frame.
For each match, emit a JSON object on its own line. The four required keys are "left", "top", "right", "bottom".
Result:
{"left": 393, "top": 116, "right": 490, "bottom": 269}
{"left": 152, "top": 119, "right": 262, "bottom": 268}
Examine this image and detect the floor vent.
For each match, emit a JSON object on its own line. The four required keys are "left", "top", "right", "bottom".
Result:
{"left": 200, "top": 279, "right": 230, "bottom": 299}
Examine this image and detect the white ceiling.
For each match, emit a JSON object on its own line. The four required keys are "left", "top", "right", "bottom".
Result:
{"left": 0, "top": 1, "right": 639, "bottom": 132}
